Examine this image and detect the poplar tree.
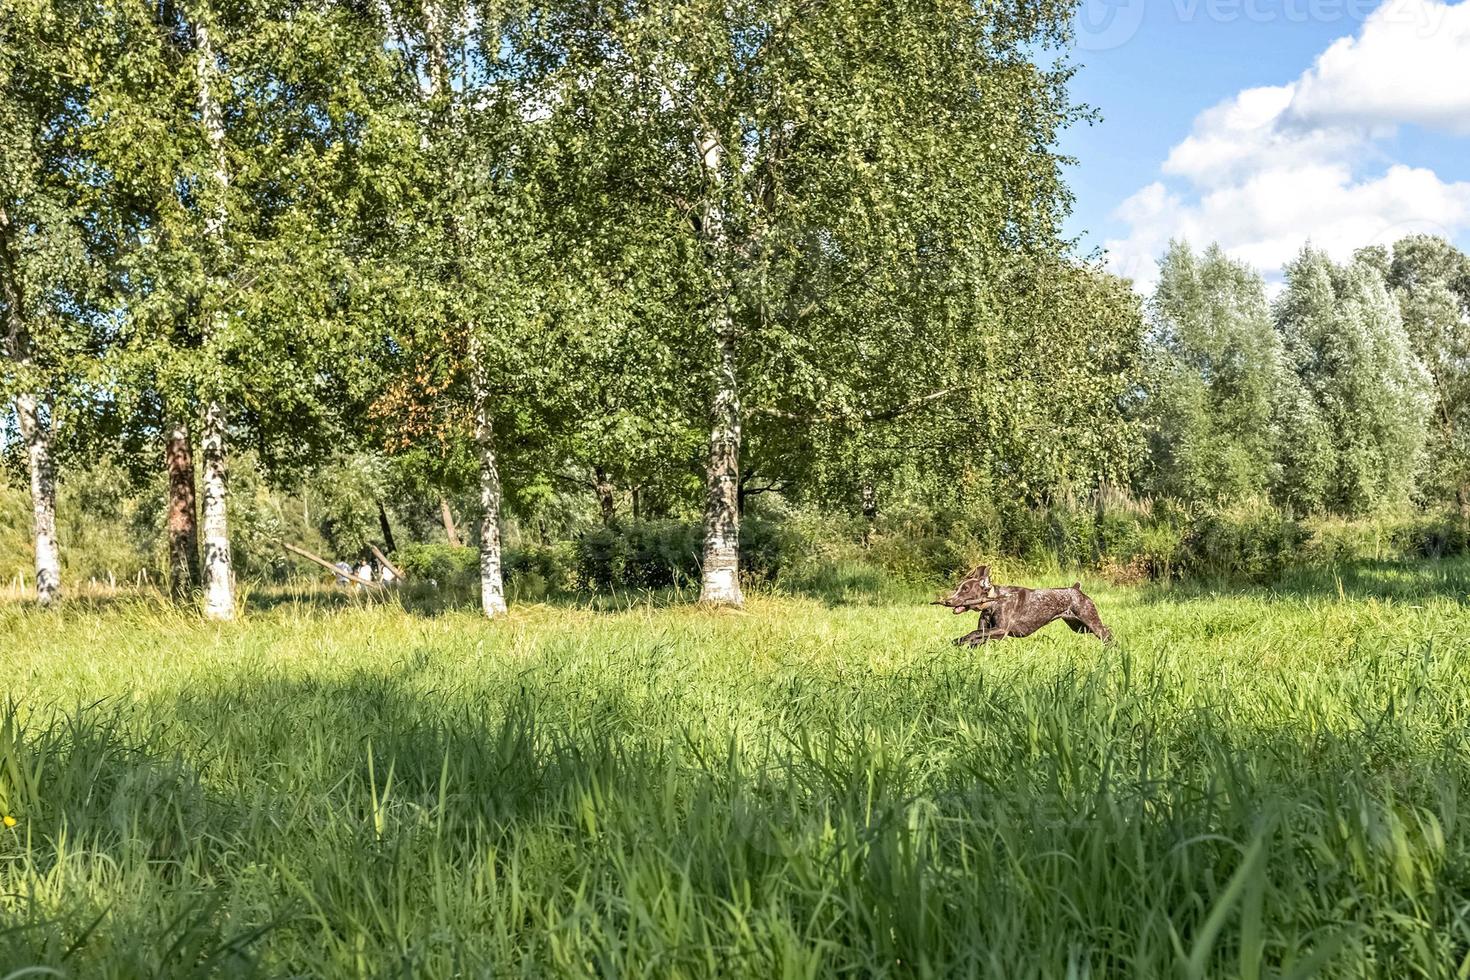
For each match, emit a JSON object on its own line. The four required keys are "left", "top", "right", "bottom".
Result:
{"left": 1144, "top": 243, "right": 1295, "bottom": 504}
{"left": 1277, "top": 247, "right": 1432, "bottom": 513}
{"left": 1388, "top": 236, "right": 1470, "bottom": 509}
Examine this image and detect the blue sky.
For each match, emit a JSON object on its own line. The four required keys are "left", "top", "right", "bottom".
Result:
{"left": 1057, "top": 0, "right": 1470, "bottom": 288}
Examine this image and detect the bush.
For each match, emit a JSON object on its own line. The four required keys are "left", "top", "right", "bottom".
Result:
{"left": 739, "top": 516, "right": 793, "bottom": 581}
{"left": 504, "top": 542, "right": 573, "bottom": 601}
{"left": 622, "top": 521, "right": 701, "bottom": 588}
{"left": 394, "top": 543, "right": 480, "bottom": 589}
{"left": 573, "top": 527, "right": 629, "bottom": 591}
{"left": 572, "top": 519, "right": 786, "bottom": 593}
{"left": 575, "top": 520, "right": 708, "bottom": 592}
{"left": 1181, "top": 503, "right": 1307, "bottom": 580}
{"left": 395, "top": 542, "right": 573, "bottom": 598}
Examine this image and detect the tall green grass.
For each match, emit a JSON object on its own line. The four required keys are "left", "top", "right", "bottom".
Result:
{"left": 4, "top": 561, "right": 1470, "bottom": 976}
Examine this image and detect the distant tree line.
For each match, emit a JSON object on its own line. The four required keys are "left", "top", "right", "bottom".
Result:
{"left": 4, "top": 0, "right": 1468, "bottom": 615}
{"left": 1141, "top": 238, "right": 1470, "bottom": 517}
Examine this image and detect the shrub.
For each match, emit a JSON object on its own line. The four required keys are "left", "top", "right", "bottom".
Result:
{"left": 394, "top": 543, "right": 479, "bottom": 589}
{"left": 505, "top": 543, "right": 573, "bottom": 600}
{"left": 394, "top": 542, "right": 573, "bottom": 598}
{"left": 1181, "top": 503, "right": 1306, "bottom": 580}
{"left": 574, "top": 527, "right": 629, "bottom": 592}
{"left": 570, "top": 519, "right": 792, "bottom": 593}
{"left": 739, "top": 516, "right": 793, "bottom": 582}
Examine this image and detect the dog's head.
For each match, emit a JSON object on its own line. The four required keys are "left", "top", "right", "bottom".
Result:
{"left": 934, "top": 565, "right": 999, "bottom": 614}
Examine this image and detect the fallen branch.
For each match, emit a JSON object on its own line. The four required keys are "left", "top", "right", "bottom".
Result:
{"left": 283, "top": 542, "right": 379, "bottom": 587}
{"left": 369, "top": 544, "right": 404, "bottom": 582}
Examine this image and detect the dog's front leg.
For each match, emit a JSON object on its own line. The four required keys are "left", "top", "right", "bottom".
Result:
{"left": 954, "top": 626, "right": 1009, "bottom": 647}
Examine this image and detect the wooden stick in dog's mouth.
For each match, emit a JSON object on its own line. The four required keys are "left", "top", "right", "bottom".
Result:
{"left": 931, "top": 589, "right": 1000, "bottom": 613}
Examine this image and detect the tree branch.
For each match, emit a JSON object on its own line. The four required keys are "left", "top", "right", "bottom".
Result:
{"left": 752, "top": 387, "right": 957, "bottom": 425}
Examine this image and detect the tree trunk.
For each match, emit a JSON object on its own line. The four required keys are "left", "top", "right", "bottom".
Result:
{"left": 194, "top": 17, "right": 234, "bottom": 620}
{"left": 15, "top": 393, "right": 61, "bottom": 607}
{"left": 699, "top": 320, "right": 743, "bottom": 606}
{"left": 594, "top": 466, "right": 616, "bottom": 525}
{"left": 696, "top": 130, "right": 743, "bottom": 607}
{"left": 2, "top": 201, "right": 60, "bottom": 607}
{"left": 861, "top": 481, "right": 877, "bottom": 547}
{"left": 439, "top": 496, "right": 463, "bottom": 547}
{"left": 376, "top": 498, "right": 398, "bottom": 554}
{"left": 200, "top": 398, "right": 234, "bottom": 620}
{"left": 471, "top": 340, "right": 507, "bottom": 617}
{"left": 166, "top": 421, "right": 201, "bottom": 599}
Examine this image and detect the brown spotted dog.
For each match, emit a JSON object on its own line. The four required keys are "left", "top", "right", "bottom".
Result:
{"left": 933, "top": 565, "right": 1113, "bottom": 645}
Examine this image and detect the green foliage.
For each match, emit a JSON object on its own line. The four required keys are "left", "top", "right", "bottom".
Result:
{"left": 620, "top": 521, "right": 703, "bottom": 590}
{"left": 574, "top": 521, "right": 700, "bottom": 592}
{"left": 1277, "top": 247, "right": 1432, "bottom": 514}
{"left": 1388, "top": 235, "right": 1470, "bottom": 507}
{"left": 570, "top": 517, "right": 794, "bottom": 593}
{"left": 502, "top": 542, "right": 572, "bottom": 601}
{"left": 393, "top": 543, "right": 480, "bottom": 589}
{"left": 6, "top": 0, "right": 1466, "bottom": 622}
{"left": 1181, "top": 502, "right": 1308, "bottom": 580}
{"left": 1144, "top": 243, "right": 1294, "bottom": 504}
{"left": 396, "top": 541, "right": 573, "bottom": 600}
{"left": 0, "top": 463, "right": 155, "bottom": 587}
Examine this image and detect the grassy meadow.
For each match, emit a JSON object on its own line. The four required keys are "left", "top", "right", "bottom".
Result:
{"left": 4, "top": 561, "right": 1470, "bottom": 977}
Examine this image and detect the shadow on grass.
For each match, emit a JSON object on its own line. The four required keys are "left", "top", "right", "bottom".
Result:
{"left": 1138, "top": 556, "right": 1470, "bottom": 607}
{"left": 239, "top": 566, "right": 931, "bottom": 618}
{"left": 9, "top": 642, "right": 1470, "bottom": 975}
{"left": 2, "top": 674, "right": 648, "bottom": 975}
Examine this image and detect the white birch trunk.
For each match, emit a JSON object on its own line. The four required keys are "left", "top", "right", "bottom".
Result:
{"left": 200, "top": 398, "right": 234, "bottom": 619}
{"left": 471, "top": 338, "right": 507, "bottom": 617}
{"left": 195, "top": 16, "right": 235, "bottom": 620}
{"left": 695, "top": 130, "right": 744, "bottom": 607}
{"left": 2, "top": 197, "right": 61, "bottom": 608}
{"left": 15, "top": 393, "right": 61, "bottom": 606}
{"left": 699, "top": 321, "right": 743, "bottom": 606}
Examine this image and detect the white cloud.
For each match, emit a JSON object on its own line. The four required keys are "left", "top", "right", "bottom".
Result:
{"left": 1287, "top": 0, "right": 1470, "bottom": 134}
{"left": 1105, "top": 0, "right": 1470, "bottom": 291}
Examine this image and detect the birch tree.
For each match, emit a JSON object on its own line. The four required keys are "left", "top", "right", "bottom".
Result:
{"left": 88, "top": 0, "right": 396, "bottom": 613}
{"left": 187, "top": 8, "right": 236, "bottom": 618}
{"left": 596, "top": 0, "right": 1086, "bottom": 605}
{"left": 364, "top": 0, "right": 562, "bottom": 617}
{"left": 0, "top": 0, "right": 99, "bottom": 606}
